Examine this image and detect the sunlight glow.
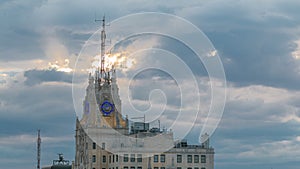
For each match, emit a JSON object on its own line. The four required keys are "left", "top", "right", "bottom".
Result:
{"left": 48, "top": 59, "right": 73, "bottom": 73}
{"left": 89, "top": 52, "right": 135, "bottom": 73}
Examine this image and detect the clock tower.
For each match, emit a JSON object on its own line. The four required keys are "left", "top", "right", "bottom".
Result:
{"left": 79, "top": 16, "right": 128, "bottom": 131}
{"left": 74, "top": 15, "right": 214, "bottom": 169}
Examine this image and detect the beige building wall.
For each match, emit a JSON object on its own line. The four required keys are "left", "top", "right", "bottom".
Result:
{"left": 75, "top": 65, "right": 214, "bottom": 169}
{"left": 74, "top": 120, "right": 214, "bottom": 169}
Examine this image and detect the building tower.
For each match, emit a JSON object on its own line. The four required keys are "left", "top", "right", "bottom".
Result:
{"left": 74, "top": 16, "right": 215, "bottom": 169}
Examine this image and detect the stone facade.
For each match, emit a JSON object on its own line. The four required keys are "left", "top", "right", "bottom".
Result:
{"left": 74, "top": 71, "right": 214, "bottom": 169}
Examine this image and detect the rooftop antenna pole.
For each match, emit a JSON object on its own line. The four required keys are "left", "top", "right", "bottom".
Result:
{"left": 95, "top": 15, "right": 106, "bottom": 81}
{"left": 37, "top": 129, "right": 41, "bottom": 169}
{"left": 100, "top": 15, "right": 106, "bottom": 77}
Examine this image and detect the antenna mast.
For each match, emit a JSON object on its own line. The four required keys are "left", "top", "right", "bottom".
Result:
{"left": 37, "top": 129, "right": 41, "bottom": 169}
{"left": 100, "top": 16, "right": 106, "bottom": 77}
{"left": 94, "top": 15, "right": 107, "bottom": 83}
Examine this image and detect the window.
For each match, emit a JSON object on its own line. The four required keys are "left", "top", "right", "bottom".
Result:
{"left": 161, "top": 167, "right": 165, "bottom": 169}
{"left": 194, "top": 155, "right": 199, "bottom": 163}
{"left": 116, "top": 154, "right": 119, "bottom": 162}
{"left": 137, "top": 167, "right": 142, "bottom": 169}
{"left": 201, "top": 168, "right": 206, "bottom": 169}
{"left": 154, "top": 167, "right": 158, "bottom": 169}
{"left": 86, "top": 143, "right": 88, "bottom": 149}
{"left": 130, "top": 154, "right": 135, "bottom": 162}
{"left": 102, "top": 155, "right": 106, "bottom": 163}
{"left": 160, "top": 154, "right": 165, "bottom": 163}
{"left": 102, "top": 142, "right": 105, "bottom": 150}
{"left": 177, "top": 167, "right": 181, "bottom": 169}
{"left": 109, "top": 155, "right": 111, "bottom": 163}
{"left": 154, "top": 155, "right": 159, "bottom": 163}
{"left": 93, "top": 142, "right": 96, "bottom": 149}
{"left": 113, "top": 154, "right": 115, "bottom": 163}
{"left": 130, "top": 167, "right": 135, "bottom": 169}
{"left": 137, "top": 154, "right": 142, "bottom": 162}
{"left": 124, "top": 154, "right": 129, "bottom": 162}
{"left": 187, "top": 155, "right": 192, "bottom": 163}
{"left": 188, "top": 168, "right": 192, "bottom": 169}
{"left": 92, "top": 155, "right": 96, "bottom": 163}
{"left": 124, "top": 167, "right": 128, "bottom": 169}
{"left": 201, "top": 155, "right": 206, "bottom": 163}
{"left": 177, "top": 155, "right": 182, "bottom": 163}
{"left": 194, "top": 167, "right": 199, "bottom": 169}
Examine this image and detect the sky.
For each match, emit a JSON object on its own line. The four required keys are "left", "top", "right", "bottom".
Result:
{"left": 0, "top": 0, "right": 300, "bottom": 169}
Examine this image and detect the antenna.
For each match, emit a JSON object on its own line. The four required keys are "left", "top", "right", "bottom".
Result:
{"left": 37, "top": 129, "right": 41, "bottom": 169}
{"left": 95, "top": 15, "right": 106, "bottom": 78}
{"left": 100, "top": 15, "right": 106, "bottom": 76}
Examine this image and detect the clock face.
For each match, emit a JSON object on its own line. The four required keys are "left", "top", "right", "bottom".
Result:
{"left": 101, "top": 101, "right": 114, "bottom": 116}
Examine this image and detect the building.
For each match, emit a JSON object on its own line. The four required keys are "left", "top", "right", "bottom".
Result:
{"left": 74, "top": 17, "right": 214, "bottom": 169}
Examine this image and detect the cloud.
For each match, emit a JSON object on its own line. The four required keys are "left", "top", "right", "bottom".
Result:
{"left": 0, "top": 0, "right": 47, "bottom": 61}
{"left": 0, "top": 69, "right": 76, "bottom": 168}
{"left": 0, "top": 134, "right": 73, "bottom": 146}
{"left": 174, "top": 0, "right": 300, "bottom": 90}
{"left": 23, "top": 69, "right": 72, "bottom": 86}
{"left": 202, "top": 84, "right": 300, "bottom": 169}
{"left": 238, "top": 138, "right": 300, "bottom": 162}
{"left": 2, "top": 1, "right": 300, "bottom": 169}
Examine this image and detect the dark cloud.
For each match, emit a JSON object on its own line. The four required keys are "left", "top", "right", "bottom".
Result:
{"left": 23, "top": 69, "right": 72, "bottom": 86}
{"left": 0, "top": 81, "right": 75, "bottom": 135}
{"left": 0, "top": 71, "right": 75, "bottom": 168}
{"left": 175, "top": 0, "right": 300, "bottom": 90}
{"left": 0, "top": 0, "right": 47, "bottom": 61}
{"left": 206, "top": 29, "right": 300, "bottom": 90}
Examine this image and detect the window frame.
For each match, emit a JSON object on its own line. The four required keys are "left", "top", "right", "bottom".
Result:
{"left": 130, "top": 154, "right": 135, "bottom": 162}
{"left": 177, "top": 155, "right": 182, "bottom": 163}
{"left": 124, "top": 154, "right": 129, "bottom": 162}
{"left": 187, "top": 155, "right": 192, "bottom": 163}
{"left": 92, "top": 155, "right": 96, "bottom": 163}
{"left": 160, "top": 154, "right": 166, "bottom": 163}
{"left": 201, "top": 155, "right": 206, "bottom": 163}
{"left": 194, "top": 155, "right": 199, "bottom": 163}
{"left": 154, "top": 155, "right": 159, "bottom": 163}
{"left": 137, "top": 154, "right": 142, "bottom": 162}
{"left": 102, "top": 155, "right": 106, "bottom": 163}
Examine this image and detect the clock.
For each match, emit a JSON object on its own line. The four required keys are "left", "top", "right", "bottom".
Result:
{"left": 101, "top": 101, "right": 114, "bottom": 116}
